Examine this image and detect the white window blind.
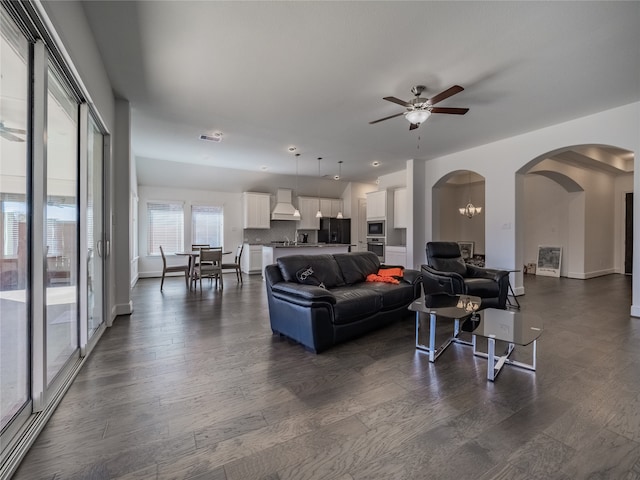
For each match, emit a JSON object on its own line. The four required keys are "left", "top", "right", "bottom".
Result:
{"left": 192, "top": 205, "right": 223, "bottom": 247}
{"left": 147, "top": 202, "right": 184, "bottom": 255}
{"left": 2, "top": 195, "right": 27, "bottom": 257}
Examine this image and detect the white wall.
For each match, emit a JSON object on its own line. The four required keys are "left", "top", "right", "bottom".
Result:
{"left": 418, "top": 102, "right": 640, "bottom": 313}
{"left": 377, "top": 170, "right": 406, "bottom": 190}
{"left": 523, "top": 175, "right": 573, "bottom": 275}
{"left": 137, "top": 186, "right": 243, "bottom": 276}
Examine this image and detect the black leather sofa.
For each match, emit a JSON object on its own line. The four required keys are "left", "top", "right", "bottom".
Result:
{"left": 421, "top": 242, "right": 510, "bottom": 309}
{"left": 264, "top": 251, "right": 423, "bottom": 353}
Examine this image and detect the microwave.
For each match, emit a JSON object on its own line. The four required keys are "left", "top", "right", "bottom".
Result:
{"left": 367, "top": 220, "right": 385, "bottom": 237}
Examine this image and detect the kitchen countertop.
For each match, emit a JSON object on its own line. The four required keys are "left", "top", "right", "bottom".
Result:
{"left": 263, "top": 243, "right": 353, "bottom": 248}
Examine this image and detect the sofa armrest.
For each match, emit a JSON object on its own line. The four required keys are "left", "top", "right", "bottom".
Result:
{"left": 271, "top": 282, "right": 337, "bottom": 305}
{"left": 466, "top": 265, "right": 510, "bottom": 282}
{"left": 402, "top": 268, "right": 423, "bottom": 285}
{"left": 420, "top": 264, "right": 466, "bottom": 294}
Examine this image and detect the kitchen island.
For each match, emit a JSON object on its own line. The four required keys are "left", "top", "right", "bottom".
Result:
{"left": 262, "top": 244, "right": 351, "bottom": 278}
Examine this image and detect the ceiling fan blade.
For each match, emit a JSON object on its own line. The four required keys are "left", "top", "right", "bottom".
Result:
{"left": 369, "top": 112, "right": 404, "bottom": 125}
{"left": 430, "top": 107, "right": 469, "bottom": 115}
{"left": 428, "top": 85, "right": 464, "bottom": 106}
{"left": 1, "top": 126, "right": 27, "bottom": 134}
{"left": 383, "top": 96, "right": 412, "bottom": 108}
{"left": 409, "top": 123, "right": 419, "bottom": 131}
{"left": 0, "top": 130, "right": 25, "bottom": 142}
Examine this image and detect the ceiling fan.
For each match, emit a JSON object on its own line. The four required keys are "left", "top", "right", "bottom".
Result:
{"left": 370, "top": 85, "right": 469, "bottom": 130}
{"left": 0, "top": 121, "right": 26, "bottom": 142}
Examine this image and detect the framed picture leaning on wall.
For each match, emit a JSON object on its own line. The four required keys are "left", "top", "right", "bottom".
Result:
{"left": 458, "top": 241, "right": 474, "bottom": 260}
{"left": 536, "top": 245, "right": 562, "bottom": 277}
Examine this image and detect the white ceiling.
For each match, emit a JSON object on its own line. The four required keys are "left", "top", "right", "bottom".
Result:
{"left": 80, "top": 1, "right": 640, "bottom": 191}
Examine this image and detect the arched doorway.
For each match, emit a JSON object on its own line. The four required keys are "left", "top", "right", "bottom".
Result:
{"left": 432, "top": 170, "right": 485, "bottom": 262}
{"left": 516, "top": 144, "right": 633, "bottom": 281}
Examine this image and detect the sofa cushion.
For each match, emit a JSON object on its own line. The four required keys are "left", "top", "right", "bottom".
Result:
{"left": 277, "top": 254, "right": 345, "bottom": 288}
{"left": 334, "top": 251, "right": 380, "bottom": 285}
{"left": 363, "top": 281, "right": 416, "bottom": 310}
{"left": 330, "top": 285, "right": 383, "bottom": 325}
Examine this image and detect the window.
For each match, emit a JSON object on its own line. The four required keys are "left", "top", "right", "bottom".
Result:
{"left": 192, "top": 205, "right": 224, "bottom": 247}
{"left": 147, "top": 202, "right": 184, "bottom": 255}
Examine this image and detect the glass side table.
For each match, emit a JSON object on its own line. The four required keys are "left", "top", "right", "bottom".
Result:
{"left": 409, "top": 294, "right": 482, "bottom": 362}
{"left": 462, "top": 308, "right": 543, "bottom": 381}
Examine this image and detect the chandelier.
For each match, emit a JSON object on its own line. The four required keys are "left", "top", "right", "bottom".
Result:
{"left": 459, "top": 171, "right": 482, "bottom": 218}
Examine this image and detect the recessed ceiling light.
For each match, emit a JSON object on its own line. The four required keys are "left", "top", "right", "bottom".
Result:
{"left": 372, "top": 161, "right": 380, "bottom": 167}
{"left": 260, "top": 165, "right": 268, "bottom": 171}
{"left": 288, "top": 146, "right": 297, "bottom": 152}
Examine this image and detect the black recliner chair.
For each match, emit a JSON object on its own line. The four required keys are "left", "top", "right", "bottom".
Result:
{"left": 421, "top": 242, "right": 510, "bottom": 309}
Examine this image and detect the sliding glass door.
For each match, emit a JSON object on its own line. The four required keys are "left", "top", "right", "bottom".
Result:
{"left": 0, "top": 7, "right": 31, "bottom": 436}
{"left": 45, "top": 64, "right": 80, "bottom": 385}
{"left": 1, "top": 5, "right": 110, "bottom": 469}
{"left": 87, "top": 116, "right": 104, "bottom": 339}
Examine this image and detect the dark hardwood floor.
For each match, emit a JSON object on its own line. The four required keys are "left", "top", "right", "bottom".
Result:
{"left": 13, "top": 272, "right": 640, "bottom": 479}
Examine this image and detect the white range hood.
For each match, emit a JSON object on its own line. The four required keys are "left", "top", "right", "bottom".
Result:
{"left": 271, "top": 189, "right": 298, "bottom": 221}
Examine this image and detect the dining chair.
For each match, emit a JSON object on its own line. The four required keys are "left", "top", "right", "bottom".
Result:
{"left": 194, "top": 247, "right": 223, "bottom": 291}
{"left": 221, "top": 244, "right": 243, "bottom": 284}
{"left": 192, "top": 244, "right": 212, "bottom": 270}
{"left": 159, "top": 245, "right": 189, "bottom": 290}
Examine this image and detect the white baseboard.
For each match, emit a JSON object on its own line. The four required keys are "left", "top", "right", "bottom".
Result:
{"left": 512, "top": 285, "right": 525, "bottom": 296}
{"left": 567, "top": 268, "right": 615, "bottom": 279}
{"left": 139, "top": 271, "right": 177, "bottom": 278}
{"left": 631, "top": 305, "right": 640, "bottom": 318}
{"left": 130, "top": 273, "right": 139, "bottom": 288}
{"left": 111, "top": 301, "right": 133, "bottom": 317}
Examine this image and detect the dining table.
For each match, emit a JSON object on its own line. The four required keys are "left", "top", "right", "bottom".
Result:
{"left": 175, "top": 249, "right": 232, "bottom": 290}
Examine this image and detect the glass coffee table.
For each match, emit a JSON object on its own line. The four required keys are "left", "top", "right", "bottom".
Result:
{"left": 409, "top": 294, "right": 482, "bottom": 362}
{"left": 462, "top": 308, "right": 543, "bottom": 381}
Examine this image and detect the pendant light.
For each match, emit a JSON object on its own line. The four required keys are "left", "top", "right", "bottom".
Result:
{"left": 459, "top": 171, "right": 482, "bottom": 218}
{"left": 335, "top": 161, "right": 344, "bottom": 219}
{"left": 316, "top": 157, "right": 323, "bottom": 218}
{"left": 293, "top": 153, "right": 301, "bottom": 218}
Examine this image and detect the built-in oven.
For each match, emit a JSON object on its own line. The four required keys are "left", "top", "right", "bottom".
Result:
{"left": 367, "top": 238, "right": 385, "bottom": 262}
{"left": 367, "top": 220, "right": 385, "bottom": 237}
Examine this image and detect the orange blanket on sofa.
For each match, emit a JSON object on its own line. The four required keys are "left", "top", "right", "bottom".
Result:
{"left": 365, "top": 267, "right": 404, "bottom": 285}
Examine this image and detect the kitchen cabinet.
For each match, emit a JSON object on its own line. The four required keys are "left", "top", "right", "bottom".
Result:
{"left": 366, "top": 191, "right": 386, "bottom": 219}
{"left": 241, "top": 243, "right": 263, "bottom": 274}
{"left": 385, "top": 246, "right": 407, "bottom": 267}
{"left": 394, "top": 188, "right": 408, "bottom": 228}
{"left": 243, "top": 192, "right": 271, "bottom": 229}
{"left": 319, "top": 198, "right": 344, "bottom": 218}
{"left": 297, "top": 197, "right": 320, "bottom": 230}
{"left": 319, "top": 198, "right": 332, "bottom": 218}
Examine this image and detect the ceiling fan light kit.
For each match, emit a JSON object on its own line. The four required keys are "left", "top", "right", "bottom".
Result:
{"left": 405, "top": 109, "right": 431, "bottom": 125}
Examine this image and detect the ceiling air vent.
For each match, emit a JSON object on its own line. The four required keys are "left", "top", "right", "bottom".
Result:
{"left": 199, "top": 132, "right": 222, "bottom": 142}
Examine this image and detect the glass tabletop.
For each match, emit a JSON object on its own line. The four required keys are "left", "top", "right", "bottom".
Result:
{"left": 409, "top": 293, "right": 482, "bottom": 320}
{"left": 461, "top": 308, "right": 543, "bottom": 346}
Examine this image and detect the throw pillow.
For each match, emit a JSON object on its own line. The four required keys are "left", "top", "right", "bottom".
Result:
{"left": 295, "top": 265, "right": 326, "bottom": 289}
